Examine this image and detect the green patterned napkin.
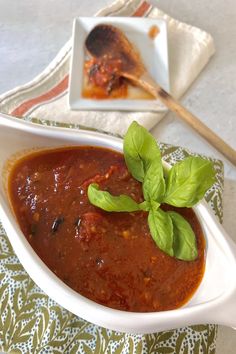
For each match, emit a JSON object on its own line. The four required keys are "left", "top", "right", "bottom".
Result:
{"left": 0, "top": 119, "right": 223, "bottom": 354}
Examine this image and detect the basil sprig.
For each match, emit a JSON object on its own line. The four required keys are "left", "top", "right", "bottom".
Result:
{"left": 87, "top": 121, "right": 215, "bottom": 261}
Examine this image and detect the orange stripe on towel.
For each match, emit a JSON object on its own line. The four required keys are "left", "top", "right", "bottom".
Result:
{"left": 11, "top": 75, "right": 69, "bottom": 117}
{"left": 133, "top": 1, "right": 151, "bottom": 17}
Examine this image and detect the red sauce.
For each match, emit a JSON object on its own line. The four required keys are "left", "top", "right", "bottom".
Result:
{"left": 83, "top": 57, "right": 128, "bottom": 99}
{"left": 8, "top": 147, "right": 205, "bottom": 312}
{"left": 82, "top": 81, "right": 128, "bottom": 99}
{"left": 82, "top": 56, "right": 154, "bottom": 100}
{"left": 148, "top": 25, "right": 160, "bottom": 40}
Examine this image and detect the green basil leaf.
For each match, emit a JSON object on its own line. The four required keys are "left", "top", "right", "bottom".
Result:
{"left": 123, "top": 121, "right": 161, "bottom": 182}
{"left": 138, "top": 201, "right": 151, "bottom": 211}
{"left": 150, "top": 200, "right": 160, "bottom": 211}
{"left": 168, "top": 211, "right": 198, "bottom": 261}
{"left": 88, "top": 183, "right": 141, "bottom": 212}
{"left": 139, "top": 200, "right": 160, "bottom": 211}
{"left": 164, "top": 157, "right": 215, "bottom": 207}
{"left": 142, "top": 159, "right": 165, "bottom": 201}
{"left": 148, "top": 208, "right": 173, "bottom": 256}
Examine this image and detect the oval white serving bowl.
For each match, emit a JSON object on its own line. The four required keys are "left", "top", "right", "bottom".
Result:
{"left": 0, "top": 113, "right": 236, "bottom": 334}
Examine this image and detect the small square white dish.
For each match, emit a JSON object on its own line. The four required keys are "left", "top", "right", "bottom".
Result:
{"left": 68, "top": 17, "right": 169, "bottom": 112}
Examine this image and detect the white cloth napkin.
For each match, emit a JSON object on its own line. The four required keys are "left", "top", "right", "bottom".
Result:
{"left": 0, "top": 0, "right": 215, "bottom": 137}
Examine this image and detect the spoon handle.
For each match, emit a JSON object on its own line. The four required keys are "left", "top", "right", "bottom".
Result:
{"left": 139, "top": 73, "right": 236, "bottom": 166}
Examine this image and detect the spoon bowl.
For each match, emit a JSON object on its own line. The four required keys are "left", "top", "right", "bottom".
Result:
{"left": 85, "top": 24, "right": 145, "bottom": 79}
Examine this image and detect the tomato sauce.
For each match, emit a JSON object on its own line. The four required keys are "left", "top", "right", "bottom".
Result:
{"left": 148, "top": 25, "right": 160, "bottom": 40}
{"left": 8, "top": 147, "right": 205, "bottom": 312}
{"left": 82, "top": 81, "right": 128, "bottom": 99}
{"left": 82, "top": 57, "right": 153, "bottom": 100}
{"left": 83, "top": 57, "right": 128, "bottom": 99}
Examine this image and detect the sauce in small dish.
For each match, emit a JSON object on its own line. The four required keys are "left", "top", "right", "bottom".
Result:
{"left": 82, "top": 56, "right": 153, "bottom": 100}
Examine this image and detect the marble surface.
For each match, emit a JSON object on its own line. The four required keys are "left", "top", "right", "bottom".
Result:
{"left": 0, "top": 0, "right": 235, "bottom": 352}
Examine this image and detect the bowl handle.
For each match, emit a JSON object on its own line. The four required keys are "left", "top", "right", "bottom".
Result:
{"left": 198, "top": 201, "right": 236, "bottom": 328}
{"left": 208, "top": 251, "right": 236, "bottom": 329}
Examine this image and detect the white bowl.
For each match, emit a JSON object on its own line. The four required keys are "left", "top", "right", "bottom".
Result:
{"left": 0, "top": 112, "right": 236, "bottom": 334}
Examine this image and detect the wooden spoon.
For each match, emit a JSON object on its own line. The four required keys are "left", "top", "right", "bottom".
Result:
{"left": 85, "top": 24, "right": 236, "bottom": 166}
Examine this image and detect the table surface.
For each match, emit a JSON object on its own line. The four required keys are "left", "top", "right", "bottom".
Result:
{"left": 0, "top": 0, "right": 235, "bottom": 352}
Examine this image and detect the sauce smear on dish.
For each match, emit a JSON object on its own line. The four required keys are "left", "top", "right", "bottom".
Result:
{"left": 82, "top": 57, "right": 153, "bottom": 100}
{"left": 8, "top": 146, "right": 205, "bottom": 312}
{"left": 83, "top": 57, "right": 128, "bottom": 99}
{"left": 148, "top": 25, "right": 160, "bottom": 40}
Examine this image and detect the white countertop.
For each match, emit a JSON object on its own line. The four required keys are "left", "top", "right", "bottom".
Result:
{"left": 0, "top": 0, "right": 235, "bottom": 352}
